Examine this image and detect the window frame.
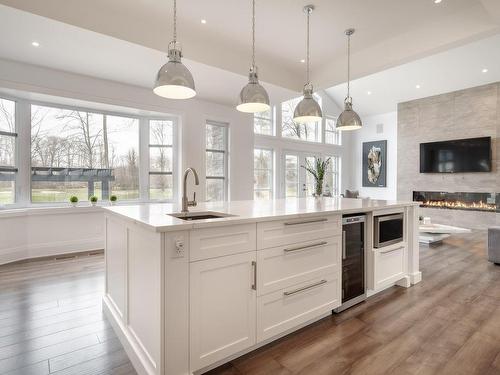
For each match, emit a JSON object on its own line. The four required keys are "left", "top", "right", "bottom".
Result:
{"left": 147, "top": 117, "right": 178, "bottom": 202}
{"left": 0, "top": 97, "right": 18, "bottom": 206}
{"left": 205, "top": 120, "right": 229, "bottom": 202}
{"left": 280, "top": 94, "right": 323, "bottom": 143}
{"left": 324, "top": 116, "right": 342, "bottom": 146}
{"left": 253, "top": 106, "right": 275, "bottom": 136}
{"left": 0, "top": 93, "right": 178, "bottom": 208}
{"left": 253, "top": 147, "right": 274, "bottom": 200}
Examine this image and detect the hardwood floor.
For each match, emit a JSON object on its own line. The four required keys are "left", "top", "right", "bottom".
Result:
{"left": 1, "top": 231, "right": 499, "bottom": 375}
{"left": 207, "top": 230, "right": 500, "bottom": 375}
{"left": 0, "top": 251, "right": 135, "bottom": 375}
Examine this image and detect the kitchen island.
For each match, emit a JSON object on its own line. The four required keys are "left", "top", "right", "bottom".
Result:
{"left": 102, "top": 198, "right": 421, "bottom": 375}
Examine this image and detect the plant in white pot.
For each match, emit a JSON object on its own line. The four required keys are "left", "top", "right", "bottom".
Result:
{"left": 69, "top": 196, "right": 79, "bottom": 207}
{"left": 110, "top": 195, "right": 117, "bottom": 206}
{"left": 301, "top": 157, "right": 331, "bottom": 198}
{"left": 89, "top": 195, "right": 98, "bottom": 206}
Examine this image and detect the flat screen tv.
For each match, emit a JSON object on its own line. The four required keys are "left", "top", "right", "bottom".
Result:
{"left": 420, "top": 137, "right": 491, "bottom": 173}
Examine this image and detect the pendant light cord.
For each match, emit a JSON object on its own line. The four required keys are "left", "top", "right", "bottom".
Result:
{"left": 306, "top": 8, "right": 310, "bottom": 85}
{"left": 252, "top": 0, "right": 256, "bottom": 69}
{"left": 173, "top": 0, "right": 177, "bottom": 43}
{"left": 347, "top": 32, "right": 350, "bottom": 98}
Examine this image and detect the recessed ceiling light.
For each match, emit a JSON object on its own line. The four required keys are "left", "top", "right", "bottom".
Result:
{"left": 434, "top": 0, "right": 442, "bottom": 4}
{"left": 416, "top": 84, "right": 421, "bottom": 89}
{"left": 201, "top": 19, "right": 207, "bottom": 24}
{"left": 300, "top": 59, "right": 305, "bottom": 63}
{"left": 31, "top": 41, "right": 40, "bottom": 47}
{"left": 367, "top": 91, "right": 372, "bottom": 95}
{"left": 482, "top": 68, "right": 488, "bottom": 73}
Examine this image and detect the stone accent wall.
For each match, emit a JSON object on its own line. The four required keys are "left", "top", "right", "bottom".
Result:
{"left": 397, "top": 82, "right": 500, "bottom": 229}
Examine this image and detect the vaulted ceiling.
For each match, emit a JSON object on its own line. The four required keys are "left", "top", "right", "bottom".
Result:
{"left": 2, "top": 0, "right": 500, "bottom": 92}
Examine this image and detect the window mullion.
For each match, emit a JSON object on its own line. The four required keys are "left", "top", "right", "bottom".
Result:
{"left": 139, "top": 117, "right": 150, "bottom": 201}
{"left": 16, "top": 100, "right": 31, "bottom": 206}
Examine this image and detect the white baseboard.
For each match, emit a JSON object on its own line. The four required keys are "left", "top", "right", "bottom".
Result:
{"left": 0, "top": 237, "right": 104, "bottom": 265}
{"left": 409, "top": 271, "right": 422, "bottom": 284}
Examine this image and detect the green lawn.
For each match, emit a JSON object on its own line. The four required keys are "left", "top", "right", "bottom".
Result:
{"left": 0, "top": 187, "right": 172, "bottom": 205}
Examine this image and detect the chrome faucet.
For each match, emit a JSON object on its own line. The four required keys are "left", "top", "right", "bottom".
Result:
{"left": 182, "top": 167, "right": 199, "bottom": 213}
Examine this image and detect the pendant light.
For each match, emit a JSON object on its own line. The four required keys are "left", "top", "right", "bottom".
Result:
{"left": 153, "top": 0, "right": 196, "bottom": 99}
{"left": 293, "top": 5, "right": 322, "bottom": 124}
{"left": 236, "top": 0, "right": 270, "bottom": 113}
{"left": 336, "top": 28, "right": 362, "bottom": 130}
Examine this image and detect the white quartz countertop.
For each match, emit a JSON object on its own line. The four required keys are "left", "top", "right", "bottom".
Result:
{"left": 103, "top": 198, "right": 418, "bottom": 232}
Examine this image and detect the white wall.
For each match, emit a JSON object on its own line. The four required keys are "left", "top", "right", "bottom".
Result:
{"left": 349, "top": 111, "right": 398, "bottom": 200}
{"left": 0, "top": 207, "right": 103, "bottom": 265}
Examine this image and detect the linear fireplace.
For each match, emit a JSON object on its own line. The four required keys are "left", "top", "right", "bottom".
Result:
{"left": 413, "top": 191, "right": 499, "bottom": 212}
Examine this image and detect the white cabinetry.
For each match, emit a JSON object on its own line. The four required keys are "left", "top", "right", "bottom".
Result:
{"left": 372, "top": 243, "right": 407, "bottom": 291}
{"left": 257, "top": 273, "right": 340, "bottom": 341}
{"left": 190, "top": 251, "right": 257, "bottom": 371}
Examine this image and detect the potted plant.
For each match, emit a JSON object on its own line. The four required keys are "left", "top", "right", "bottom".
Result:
{"left": 69, "top": 196, "right": 78, "bottom": 207}
{"left": 110, "top": 195, "right": 117, "bottom": 205}
{"left": 89, "top": 195, "right": 98, "bottom": 206}
{"left": 301, "top": 157, "right": 331, "bottom": 198}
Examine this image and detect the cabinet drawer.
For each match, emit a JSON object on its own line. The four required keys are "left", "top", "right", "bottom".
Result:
{"left": 374, "top": 244, "right": 407, "bottom": 290}
{"left": 257, "top": 273, "right": 340, "bottom": 342}
{"left": 257, "top": 215, "right": 341, "bottom": 250}
{"left": 257, "top": 236, "right": 341, "bottom": 296}
{"left": 190, "top": 224, "right": 256, "bottom": 262}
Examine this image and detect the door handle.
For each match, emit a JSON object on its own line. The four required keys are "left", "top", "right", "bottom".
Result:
{"left": 251, "top": 261, "right": 257, "bottom": 290}
{"left": 342, "top": 230, "right": 346, "bottom": 260}
{"left": 284, "top": 218, "right": 328, "bottom": 226}
{"left": 283, "top": 279, "right": 327, "bottom": 296}
{"left": 284, "top": 241, "right": 328, "bottom": 253}
{"left": 380, "top": 246, "right": 405, "bottom": 254}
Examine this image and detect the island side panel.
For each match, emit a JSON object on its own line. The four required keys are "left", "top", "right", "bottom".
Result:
{"left": 103, "top": 213, "right": 164, "bottom": 375}
{"left": 407, "top": 205, "right": 422, "bottom": 284}
{"left": 163, "top": 231, "right": 190, "bottom": 375}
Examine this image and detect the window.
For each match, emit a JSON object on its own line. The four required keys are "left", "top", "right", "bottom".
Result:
{"left": 149, "top": 119, "right": 174, "bottom": 200}
{"left": 0, "top": 98, "right": 16, "bottom": 204}
{"left": 284, "top": 154, "right": 299, "bottom": 198}
{"left": 325, "top": 117, "right": 341, "bottom": 145}
{"left": 304, "top": 156, "right": 317, "bottom": 197}
{"left": 30, "top": 104, "right": 139, "bottom": 203}
{"left": 324, "top": 156, "right": 340, "bottom": 196}
{"left": 205, "top": 122, "right": 228, "bottom": 201}
{"left": 281, "top": 95, "right": 322, "bottom": 142}
{"left": 254, "top": 108, "right": 273, "bottom": 136}
{"left": 254, "top": 148, "right": 273, "bottom": 200}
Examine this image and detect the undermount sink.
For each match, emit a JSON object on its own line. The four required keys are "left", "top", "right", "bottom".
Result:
{"left": 168, "top": 211, "right": 236, "bottom": 221}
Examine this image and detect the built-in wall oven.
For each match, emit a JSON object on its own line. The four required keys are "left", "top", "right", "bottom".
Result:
{"left": 374, "top": 213, "right": 404, "bottom": 248}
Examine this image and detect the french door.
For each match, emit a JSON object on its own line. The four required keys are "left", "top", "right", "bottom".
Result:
{"left": 283, "top": 151, "right": 319, "bottom": 198}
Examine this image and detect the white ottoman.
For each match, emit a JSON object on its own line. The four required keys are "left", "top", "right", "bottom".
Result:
{"left": 488, "top": 227, "right": 500, "bottom": 264}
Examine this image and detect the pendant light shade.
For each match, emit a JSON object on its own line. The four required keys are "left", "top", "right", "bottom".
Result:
{"left": 153, "top": 0, "right": 196, "bottom": 100}
{"left": 237, "top": 0, "right": 270, "bottom": 113}
{"left": 293, "top": 5, "right": 322, "bottom": 124}
{"left": 337, "top": 28, "right": 362, "bottom": 131}
{"left": 293, "top": 83, "right": 322, "bottom": 124}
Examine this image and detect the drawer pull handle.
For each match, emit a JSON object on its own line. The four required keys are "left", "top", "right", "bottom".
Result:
{"left": 380, "top": 246, "right": 405, "bottom": 254}
{"left": 284, "top": 241, "right": 328, "bottom": 253}
{"left": 283, "top": 279, "right": 327, "bottom": 296}
{"left": 284, "top": 218, "right": 328, "bottom": 226}
{"left": 251, "top": 261, "right": 257, "bottom": 290}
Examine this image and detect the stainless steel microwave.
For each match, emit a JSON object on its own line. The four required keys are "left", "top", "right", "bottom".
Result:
{"left": 374, "top": 213, "right": 404, "bottom": 248}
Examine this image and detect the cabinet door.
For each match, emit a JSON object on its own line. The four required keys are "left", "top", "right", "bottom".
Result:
{"left": 190, "top": 252, "right": 256, "bottom": 371}
{"left": 374, "top": 244, "right": 407, "bottom": 290}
